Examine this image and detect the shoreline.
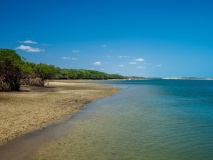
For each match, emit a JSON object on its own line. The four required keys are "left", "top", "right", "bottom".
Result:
{"left": 0, "top": 80, "right": 121, "bottom": 146}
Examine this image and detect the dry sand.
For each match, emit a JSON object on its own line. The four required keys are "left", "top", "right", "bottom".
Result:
{"left": 0, "top": 80, "right": 120, "bottom": 145}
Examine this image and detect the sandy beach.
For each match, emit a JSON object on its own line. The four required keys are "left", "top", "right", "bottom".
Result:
{"left": 0, "top": 80, "right": 120, "bottom": 146}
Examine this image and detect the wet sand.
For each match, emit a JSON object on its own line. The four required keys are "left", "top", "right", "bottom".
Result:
{"left": 0, "top": 80, "right": 120, "bottom": 146}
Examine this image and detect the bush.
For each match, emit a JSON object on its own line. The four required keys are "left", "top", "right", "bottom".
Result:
{"left": 21, "top": 77, "right": 44, "bottom": 87}
{"left": 0, "top": 49, "right": 23, "bottom": 91}
{"left": 0, "top": 78, "right": 11, "bottom": 92}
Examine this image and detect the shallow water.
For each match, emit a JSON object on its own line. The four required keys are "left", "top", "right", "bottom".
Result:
{"left": 1, "top": 80, "right": 213, "bottom": 160}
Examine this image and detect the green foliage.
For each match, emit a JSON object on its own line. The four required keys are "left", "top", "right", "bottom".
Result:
{"left": 54, "top": 69, "right": 124, "bottom": 80}
{"left": 0, "top": 48, "right": 124, "bottom": 91}
{"left": 34, "top": 63, "right": 56, "bottom": 80}
{"left": 0, "top": 48, "right": 23, "bottom": 65}
{"left": 0, "top": 49, "right": 24, "bottom": 91}
{"left": 22, "top": 61, "right": 37, "bottom": 75}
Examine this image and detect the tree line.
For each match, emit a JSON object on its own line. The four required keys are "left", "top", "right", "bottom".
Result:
{"left": 0, "top": 49, "right": 124, "bottom": 91}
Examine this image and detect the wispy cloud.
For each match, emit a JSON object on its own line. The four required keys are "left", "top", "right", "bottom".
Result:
{"left": 62, "top": 57, "right": 71, "bottom": 60}
{"left": 129, "top": 62, "right": 137, "bottom": 65}
{"left": 118, "top": 65, "right": 124, "bottom": 67}
{"left": 20, "top": 40, "right": 38, "bottom": 44}
{"left": 72, "top": 50, "right": 80, "bottom": 53}
{"left": 135, "top": 58, "right": 145, "bottom": 62}
{"left": 62, "top": 57, "right": 77, "bottom": 60}
{"left": 155, "top": 64, "right": 162, "bottom": 67}
{"left": 16, "top": 45, "right": 44, "bottom": 52}
{"left": 93, "top": 61, "right": 102, "bottom": 65}
{"left": 119, "top": 56, "right": 129, "bottom": 58}
{"left": 101, "top": 45, "right": 107, "bottom": 48}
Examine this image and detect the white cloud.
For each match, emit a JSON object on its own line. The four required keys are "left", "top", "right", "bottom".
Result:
{"left": 72, "top": 50, "right": 79, "bottom": 53}
{"left": 135, "top": 58, "right": 145, "bottom": 62}
{"left": 16, "top": 45, "right": 44, "bottom": 52}
{"left": 17, "top": 45, "right": 32, "bottom": 50}
{"left": 119, "top": 56, "right": 129, "bottom": 58}
{"left": 155, "top": 64, "right": 162, "bottom": 67}
{"left": 129, "top": 62, "right": 137, "bottom": 65}
{"left": 93, "top": 61, "right": 102, "bottom": 65}
{"left": 28, "top": 48, "right": 43, "bottom": 52}
{"left": 62, "top": 57, "right": 77, "bottom": 60}
{"left": 101, "top": 45, "right": 107, "bottom": 48}
{"left": 62, "top": 57, "right": 71, "bottom": 60}
{"left": 21, "top": 40, "right": 38, "bottom": 44}
{"left": 118, "top": 65, "right": 124, "bottom": 67}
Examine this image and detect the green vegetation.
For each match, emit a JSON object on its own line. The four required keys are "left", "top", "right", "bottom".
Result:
{"left": 0, "top": 49, "right": 24, "bottom": 91}
{"left": 54, "top": 68, "right": 123, "bottom": 80}
{"left": 0, "top": 49, "right": 124, "bottom": 91}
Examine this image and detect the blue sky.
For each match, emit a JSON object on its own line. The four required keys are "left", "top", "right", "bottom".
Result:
{"left": 1, "top": 0, "right": 213, "bottom": 78}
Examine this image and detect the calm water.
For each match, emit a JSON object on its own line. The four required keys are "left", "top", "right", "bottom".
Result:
{"left": 72, "top": 79, "right": 213, "bottom": 160}
{"left": 6, "top": 80, "right": 212, "bottom": 160}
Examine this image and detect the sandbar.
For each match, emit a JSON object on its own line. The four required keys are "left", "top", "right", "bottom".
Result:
{"left": 0, "top": 80, "right": 120, "bottom": 145}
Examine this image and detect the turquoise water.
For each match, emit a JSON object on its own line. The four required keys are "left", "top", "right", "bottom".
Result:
{"left": 31, "top": 80, "right": 213, "bottom": 159}
{"left": 81, "top": 79, "right": 213, "bottom": 160}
